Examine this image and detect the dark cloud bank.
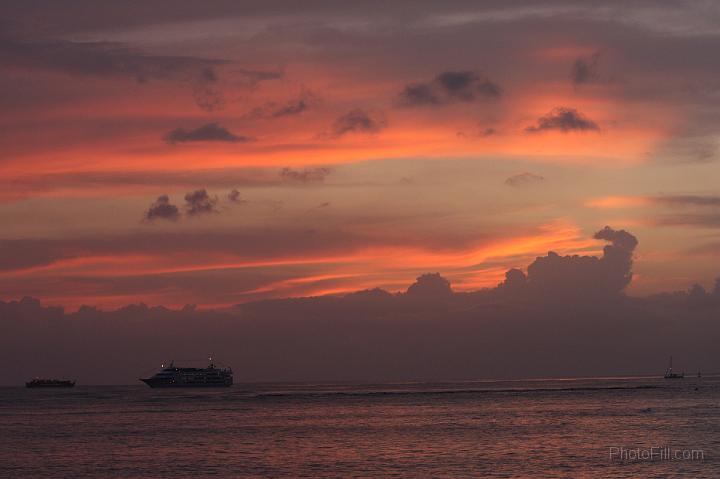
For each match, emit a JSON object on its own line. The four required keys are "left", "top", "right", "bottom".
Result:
{"left": 2, "top": 226, "right": 719, "bottom": 384}
{"left": 399, "top": 70, "right": 501, "bottom": 107}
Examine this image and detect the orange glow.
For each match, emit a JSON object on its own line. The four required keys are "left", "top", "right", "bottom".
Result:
{"left": 586, "top": 196, "right": 652, "bottom": 209}
{"left": 0, "top": 221, "right": 609, "bottom": 309}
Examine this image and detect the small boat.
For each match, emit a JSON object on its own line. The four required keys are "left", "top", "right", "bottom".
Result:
{"left": 664, "top": 356, "right": 684, "bottom": 379}
{"left": 26, "top": 378, "right": 76, "bottom": 388}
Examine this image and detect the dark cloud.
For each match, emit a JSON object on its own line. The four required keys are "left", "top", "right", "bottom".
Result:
{"left": 570, "top": 52, "right": 601, "bottom": 85}
{"left": 506, "top": 226, "right": 638, "bottom": 299}
{"left": 184, "top": 189, "right": 218, "bottom": 215}
{"left": 145, "top": 195, "right": 179, "bottom": 221}
{"left": 245, "top": 96, "right": 312, "bottom": 119}
{"left": 228, "top": 189, "right": 242, "bottom": 203}
{"left": 329, "top": 109, "right": 386, "bottom": 137}
{"left": 437, "top": 71, "right": 501, "bottom": 100}
{"left": 164, "top": 123, "right": 250, "bottom": 144}
{"left": 505, "top": 172, "right": 546, "bottom": 187}
{"left": 400, "top": 83, "right": 441, "bottom": 106}
{"left": 406, "top": 273, "right": 453, "bottom": 298}
{"left": 0, "top": 33, "right": 231, "bottom": 111}
{"left": 280, "top": 167, "right": 331, "bottom": 183}
{"left": 525, "top": 107, "right": 599, "bottom": 133}
{"left": 2, "top": 226, "right": 719, "bottom": 384}
{"left": 1, "top": 287, "right": 719, "bottom": 384}
{"left": 399, "top": 70, "right": 501, "bottom": 107}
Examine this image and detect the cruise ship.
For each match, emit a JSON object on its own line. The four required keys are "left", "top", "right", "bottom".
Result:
{"left": 140, "top": 360, "right": 233, "bottom": 388}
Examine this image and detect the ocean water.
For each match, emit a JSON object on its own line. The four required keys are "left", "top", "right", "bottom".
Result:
{"left": 0, "top": 377, "right": 718, "bottom": 478}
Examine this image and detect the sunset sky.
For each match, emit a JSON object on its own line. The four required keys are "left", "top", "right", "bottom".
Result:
{"left": 2, "top": 1, "right": 720, "bottom": 310}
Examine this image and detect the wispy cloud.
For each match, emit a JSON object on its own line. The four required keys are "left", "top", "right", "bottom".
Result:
{"left": 505, "top": 172, "right": 546, "bottom": 187}
{"left": 164, "top": 123, "right": 251, "bottom": 144}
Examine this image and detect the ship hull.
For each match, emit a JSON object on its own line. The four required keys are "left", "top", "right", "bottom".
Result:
{"left": 140, "top": 378, "right": 232, "bottom": 388}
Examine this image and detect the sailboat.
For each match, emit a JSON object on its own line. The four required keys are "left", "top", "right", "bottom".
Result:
{"left": 664, "top": 356, "right": 684, "bottom": 379}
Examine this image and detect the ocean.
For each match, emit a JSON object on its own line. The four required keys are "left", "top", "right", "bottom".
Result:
{"left": 0, "top": 376, "right": 717, "bottom": 478}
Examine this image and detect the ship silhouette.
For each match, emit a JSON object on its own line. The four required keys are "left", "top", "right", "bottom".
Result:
{"left": 140, "top": 360, "right": 233, "bottom": 388}
{"left": 663, "top": 356, "right": 684, "bottom": 379}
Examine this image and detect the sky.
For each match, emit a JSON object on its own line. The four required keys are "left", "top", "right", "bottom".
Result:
{"left": 2, "top": 0, "right": 720, "bottom": 311}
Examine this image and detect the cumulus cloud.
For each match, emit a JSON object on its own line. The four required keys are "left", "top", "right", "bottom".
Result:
{"left": 520, "top": 226, "right": 638, "bottom": 297}
{"left": 570, "top": 52, "right": 601, "bottom": 85}
{"left": 280, "top": 167, "right": 331, "bottom": 183}
{"left": 399, "top": 70, "right": 501, "bottom": 107}
{"left": 145, "top": 195, "right": 179, "bottom": 221}
{"left": 164, "top": 123, "right": 250, "bottom": 144}
{"left": 525, "top": 107, "right": 600, "bottom": 133}
{"left": 184, "top": 189, "right": 218, "bottom": 215}
{"left": 328, "top": 109, "right": 386, "bottom": 137}
{"left": 406, "top": 273, "right": 453, "bottom": 298}
{"left": 505, "top": 172, "right": 546, "bottom": 187}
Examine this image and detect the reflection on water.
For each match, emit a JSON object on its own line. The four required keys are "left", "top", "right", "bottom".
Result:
{"left": 0, "top": 376, "right": 716, "bottom": 478}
